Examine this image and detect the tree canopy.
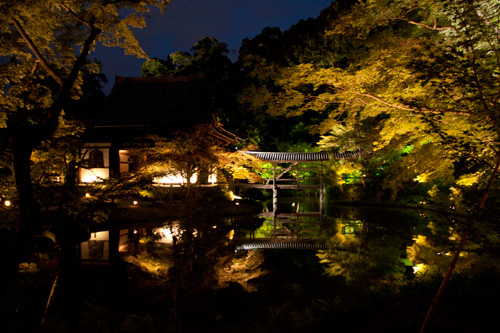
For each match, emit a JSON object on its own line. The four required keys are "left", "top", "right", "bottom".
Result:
{"left": 0, "top": 0, "right": 171, "bottom": 279}
{"left": 233, "top": 0, "right": 500, "bottom": 205}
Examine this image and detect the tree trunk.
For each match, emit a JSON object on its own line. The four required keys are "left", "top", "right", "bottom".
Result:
{"left": 0, "top": 136, "right": 40, "bottom": 317}
{"left": 185, "top": 169, "right": 194, "bottom": 198}
{"left": 12, "top": 135, "right": 40, "bottom": 259}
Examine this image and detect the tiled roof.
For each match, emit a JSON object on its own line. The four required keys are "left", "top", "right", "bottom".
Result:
{"left": 241, "top": 151, "right": 330, "bottom": 162}
{"left": 241, "top": 150, "right": 368, "bottom": 162}
{"left": 92, "top": 75, "right": 211, "bottom": 127}
{"left": 330, "top": 151, "right": 367, "bottom": 159}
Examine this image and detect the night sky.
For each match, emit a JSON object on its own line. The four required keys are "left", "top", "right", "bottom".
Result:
{"left": 91, "top": 0, "right": 333, "bottom": 94}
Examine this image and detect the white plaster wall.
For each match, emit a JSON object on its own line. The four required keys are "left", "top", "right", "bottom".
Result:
{"left": 80, "top": 168, "right": 109, "bottom": 182}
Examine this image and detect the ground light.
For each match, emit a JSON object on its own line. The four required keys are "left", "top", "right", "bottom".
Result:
{"left": 4, "top": 200, "right": 11, "bottom": 207}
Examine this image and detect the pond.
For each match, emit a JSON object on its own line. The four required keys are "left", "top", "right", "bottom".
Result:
{"left": 74, "top": 198, "right": 500, "bottom": 332}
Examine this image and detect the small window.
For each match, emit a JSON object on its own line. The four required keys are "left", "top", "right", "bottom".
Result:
{"left": 88, "top": 149, "right": 104, "bottom": 168}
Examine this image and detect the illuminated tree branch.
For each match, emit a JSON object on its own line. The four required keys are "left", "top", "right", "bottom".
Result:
{"left": 388, "top": 3, "right": 459, "bottom": 35}
{"left": 391, "top": 4, "right": 459, "bottom": 34}
{"left": 351, "top": 91, "right": 472, "bottom": 116}
{"left": 406, "top": 18, "right": 457, "bottom": 33}
{"left": 11, "top": 18, "right": 64, "bottom": 87}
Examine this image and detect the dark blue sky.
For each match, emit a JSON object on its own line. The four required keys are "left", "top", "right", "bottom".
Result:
{"left": 91, "top": 0, "right": 333, "bottom": 94}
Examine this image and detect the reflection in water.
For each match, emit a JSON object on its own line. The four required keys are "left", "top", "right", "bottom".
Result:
{"left": 76, "top": 201, "right": 500, "bottom": 331}
{"left": 80, "top": 204, "right": 494, "bottom": 289}
{"left": 216, "top": 251, "right": 267, "bottom": 292}
{"left": 241, "top": 218, "right": 323, "bottom": 240}
{"left": 317, "top": 205, "right": 500, "bottom": 288}
{"left": 81, "top": 231, "right": 110, "bottom": 261}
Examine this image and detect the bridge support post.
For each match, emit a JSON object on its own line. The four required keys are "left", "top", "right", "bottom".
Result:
{"left": 273, "top": 162, "right": 277, "bottom": 239}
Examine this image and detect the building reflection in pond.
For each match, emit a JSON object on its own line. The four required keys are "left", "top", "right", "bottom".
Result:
{"left": 80, "top": 225, "right": 185, "bottom": 264}
{"left": 78, "top": 207, "right": 493, "bottom": 293}
{"left": 81, "top": 231, "right": 110, "bottom": 262}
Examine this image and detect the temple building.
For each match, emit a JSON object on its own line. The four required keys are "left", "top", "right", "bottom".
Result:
{"left": 79, "top": 74, "right": 240, "bottom": 184}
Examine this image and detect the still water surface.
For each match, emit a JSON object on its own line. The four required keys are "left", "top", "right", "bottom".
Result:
{"left": 81, "top": 197, "right": 485, "bottom": 287}
{"left": 75, "top": 197, "right": 500, "bottom": 331}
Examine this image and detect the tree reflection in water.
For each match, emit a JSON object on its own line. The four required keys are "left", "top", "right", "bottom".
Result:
{"left": 317, "top": 206, "right": 500, "bottom": 290}
{"left": 115, "top": 204, "right": 500, "bottom": 331}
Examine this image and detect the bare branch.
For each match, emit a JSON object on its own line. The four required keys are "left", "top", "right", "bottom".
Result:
{"left": 30, "top": 60, "right": 38, "bottom": 76}
{"left": 407, "top": 18, "right": 455, "bottom": 32}
{"left": 391, "top": 11, "right": 460, "bottom": 35}
{"left": 11, "top": 18, "right": 64, "bottom": 87}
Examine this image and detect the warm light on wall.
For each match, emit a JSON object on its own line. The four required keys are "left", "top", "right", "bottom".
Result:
{"left": 91, "top": 231, "right": 109, "bottom": 240}
{"left": 208, "top": 172, "right": 217, "bottom": 184}
{"left": 80, "top": 168, "right": 109, "bottom": 183}
{"left": 153, "top": 171, "right": 218, "bottom": 185}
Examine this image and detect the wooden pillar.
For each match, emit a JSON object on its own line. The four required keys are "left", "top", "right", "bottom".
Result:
{"left": 296, "top": 162, "right": 300, "bottom": 186}
{"left": 273, "top": 162, "right": 277, "bottom": 239}
{"left": 109, "top": 145, "right": 119, "bottom": 179}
